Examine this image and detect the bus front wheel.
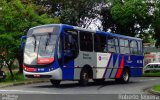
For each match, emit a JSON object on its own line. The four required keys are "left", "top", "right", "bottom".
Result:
{"left": 50, "top": 79, "right": 61, "bottom": 87}
{"left": 115, "top": 68, "right": 130, "bottom": 83}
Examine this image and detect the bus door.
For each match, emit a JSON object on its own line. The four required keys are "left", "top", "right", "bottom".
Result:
{"left": 61, "top": 30, "right": 78, "bottom": 80}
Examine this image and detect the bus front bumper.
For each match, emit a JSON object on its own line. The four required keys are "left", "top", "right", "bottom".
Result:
{"left": 23, "top": 68, "right": 62, "bottom": 80}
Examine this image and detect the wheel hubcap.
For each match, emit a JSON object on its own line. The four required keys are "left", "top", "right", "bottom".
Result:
{"left": 83, "top": 73, "right": 88, "bottom": 80}
{"left": 123, "top": 72, "right": 129, "bottom": 81}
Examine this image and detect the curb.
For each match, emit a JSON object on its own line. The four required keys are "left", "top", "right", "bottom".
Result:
{"left": 0, "top": 80, "right": 49, "bottom": 88}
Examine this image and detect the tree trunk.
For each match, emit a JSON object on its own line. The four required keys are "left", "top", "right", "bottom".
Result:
{"left": 18, "top": 48, "right": 24, "bottom": 74}
{"left": 8, "top": 65, "right": 14, "bottom": 80}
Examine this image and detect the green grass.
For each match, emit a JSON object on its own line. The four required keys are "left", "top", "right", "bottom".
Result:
{"left": 0, "top": 71, "right": 48, "bottom": 87}
{"left": 5, "top": 72, "right": 26, "bottom": 82}
{"left": 0, "top": 72, "right": 27, "bottom": 85}
{"left": 143, "top": 72, "right": 160, "bottom": 77}
{"left": 152, "top": 85, "right": 160, "bottom": 92}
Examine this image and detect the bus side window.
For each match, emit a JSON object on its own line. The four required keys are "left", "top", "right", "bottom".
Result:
{"left": 107, "top": 36, "right": 116, "bottom": 53}
{"left": 94, "top": 34, "right": 106, "bottom": 52}
{"left": 119, "top": 39, "right": 129, "bottom": 54}
{"left": 130, "top": 40, "right": 138, "bottom": 55}
{"left": 115, "top": 38, "right": 119, "bottom": 53}
{"left": 137, "top": 41, "right": 142, "bottom": 55}
{"left": 80, "top": 32, "right": 93, "bottom": 52}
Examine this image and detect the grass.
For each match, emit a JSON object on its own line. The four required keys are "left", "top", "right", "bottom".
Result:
{"left": 5, "top": 72, "right": 26, "bottom": 82}
{"left": 152, "top": 85, "right": 160, "bottom": 92}
{"left": 143, "top": 72, "right": 160, "bottom": 77}
{"left": 0, "top": 72, "right": 26, "bottom": 85}
{"left": 0, "top": 71, "right": 48, "bottom": 87}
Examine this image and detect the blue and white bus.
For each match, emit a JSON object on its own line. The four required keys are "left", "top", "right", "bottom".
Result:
{"left": 23, "top": 24, "right": 144, "bottom": 86}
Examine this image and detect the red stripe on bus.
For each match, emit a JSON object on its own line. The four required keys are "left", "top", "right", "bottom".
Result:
{"left": 116, "top": 56, "right": 124, "bottom": 78}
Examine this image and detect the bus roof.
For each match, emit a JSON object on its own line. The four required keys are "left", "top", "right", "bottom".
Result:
{"left": 29, "top": 24, "right": 142, "bottom": 41}
{"left": 73, "top": 25, "right": 142, "bottom": 41}
{"left": 96, "top": 31, "right": 142, "bottom": 41}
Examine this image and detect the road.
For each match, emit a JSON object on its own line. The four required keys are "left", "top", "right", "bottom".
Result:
{"left": 0, "top": 77, "right": 160, "bottom": 94}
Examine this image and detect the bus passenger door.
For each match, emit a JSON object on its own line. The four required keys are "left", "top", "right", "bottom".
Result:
{"left": 61, "top": 30, "right": 78, "bottom": 80}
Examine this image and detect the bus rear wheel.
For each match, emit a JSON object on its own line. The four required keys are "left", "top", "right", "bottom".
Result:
{"left": 79, "top": 69, "right": 90, "bottom": 86}
{"left": 115, "top": 68, "right": 130, "bottom": 83}
{"left": 50, "top": 79, "right": 61, "bottom": 87}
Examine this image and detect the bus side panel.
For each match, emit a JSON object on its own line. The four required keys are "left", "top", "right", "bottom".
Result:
{"left": 73, "top": 51, "right": 97, "bottom": 80}
{"left": 61, "top": 60, "right": 74, "bottom": 80}
{"left": 96, "top": 53, "right": 112, "bottom": 79}
{"left": 124, "top": 55, "right": 143, "bottom": 77}
{"left": 110, "top": 54, "right": 123, "bottom": 78}
{"left": 130, "top": 68, "right": 143, "bottom": 77}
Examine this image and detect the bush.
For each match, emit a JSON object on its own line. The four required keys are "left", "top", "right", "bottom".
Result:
{"left": 143, "top": 72, "right": 160, "bottom": 77}
{"left": 2, "top": 72, "right": 26, "bottom": 82}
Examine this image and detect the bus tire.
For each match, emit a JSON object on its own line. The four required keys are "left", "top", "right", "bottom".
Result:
{"left": 50, "top": 79, "right": 61, "bottom": 87}
{"left": 115, "top": 68, "right": 130, "bottom": 83}
{"left": 79, "top": 68, "right": 90, "bottom": 86}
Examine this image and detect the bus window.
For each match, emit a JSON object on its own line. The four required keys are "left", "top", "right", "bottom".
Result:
{"left": 57, "top": 35, "right": 62, "bottom": 59}
{"left": 115, "top": 38, "right": 120, "bottom": 53}
{"left": 107, "top": 36, "right": 116, "bottom": 53}
{"left": 137, "top": 41, "right": 142, "bottom": 55}
{"left": 119, "top": 39, "right": 129, "bottom": 54}
{"left": 94, "top": 34, "right": 106, "bottom": 52}
{"left": 130, "top": 40, "right": 138, "bottom": 55}
{"left": 80, "top": 31, "right": 93, "bottom": 52}
{"left": 64, "top": 30, "right": 78, "bottom": 62}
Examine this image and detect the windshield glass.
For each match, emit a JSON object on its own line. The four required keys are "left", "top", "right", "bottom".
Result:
{"left": 38, "top": 34, "right": 57, "bottom": 58}
{"left": 24, "top": 26, "right": 59, "bottom": 65}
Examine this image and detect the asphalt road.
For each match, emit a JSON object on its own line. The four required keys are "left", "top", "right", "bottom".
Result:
{"left": 0, "top": 77, "right": 160, "bottom": 94}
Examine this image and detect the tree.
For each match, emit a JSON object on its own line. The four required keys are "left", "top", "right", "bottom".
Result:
{"left": 152, "top": 0, "right": 160, "bottom": 48}
{"left": 0, "top": 34, "right": 17, "bottom": 79}
{"left": 100, "top": 0, "right": 152, "bottom": 37}
{"left": 0, "top": 0, "right": 60, "bottom": 74}
{"left": 32, "top": 0, "right": 101, "bottom": 28}
{"left": 32, "top": 0, "right": 160, "bottom": 47}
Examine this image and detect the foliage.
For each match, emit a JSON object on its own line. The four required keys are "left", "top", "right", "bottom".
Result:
{"left": 152, "top": 1, "right": 160, "bottom": 48}
{"left": 33, "top": 0, "right": 159, "bottom": 46}
{"left": 0, "top": 34, "right": 17, "bottom": 78}
{"left": 101, "top": 0, "right": 153, "bottom": 37}
{"left": 143, "top": 72, "right": 160, "bottom": 77}
{"left": 33, "top": 0, "right": 101, "bottom": 27}
{"left": 0, "top": 34, "right": 17, "bottom": 67}
{"left": 0, "top": 0, "right": 60, "bottom": 74}
{"left": 4, "top": 72, "right": 26, "bottom": 82}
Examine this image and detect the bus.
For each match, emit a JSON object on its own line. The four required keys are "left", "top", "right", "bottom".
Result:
{"left": 23, "top": 24, "right": 144, "bottom": 86}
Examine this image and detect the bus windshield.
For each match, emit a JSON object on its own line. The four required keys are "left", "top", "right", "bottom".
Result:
{"left": 24, "top": 26, "right": 59, "bottom": 65}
